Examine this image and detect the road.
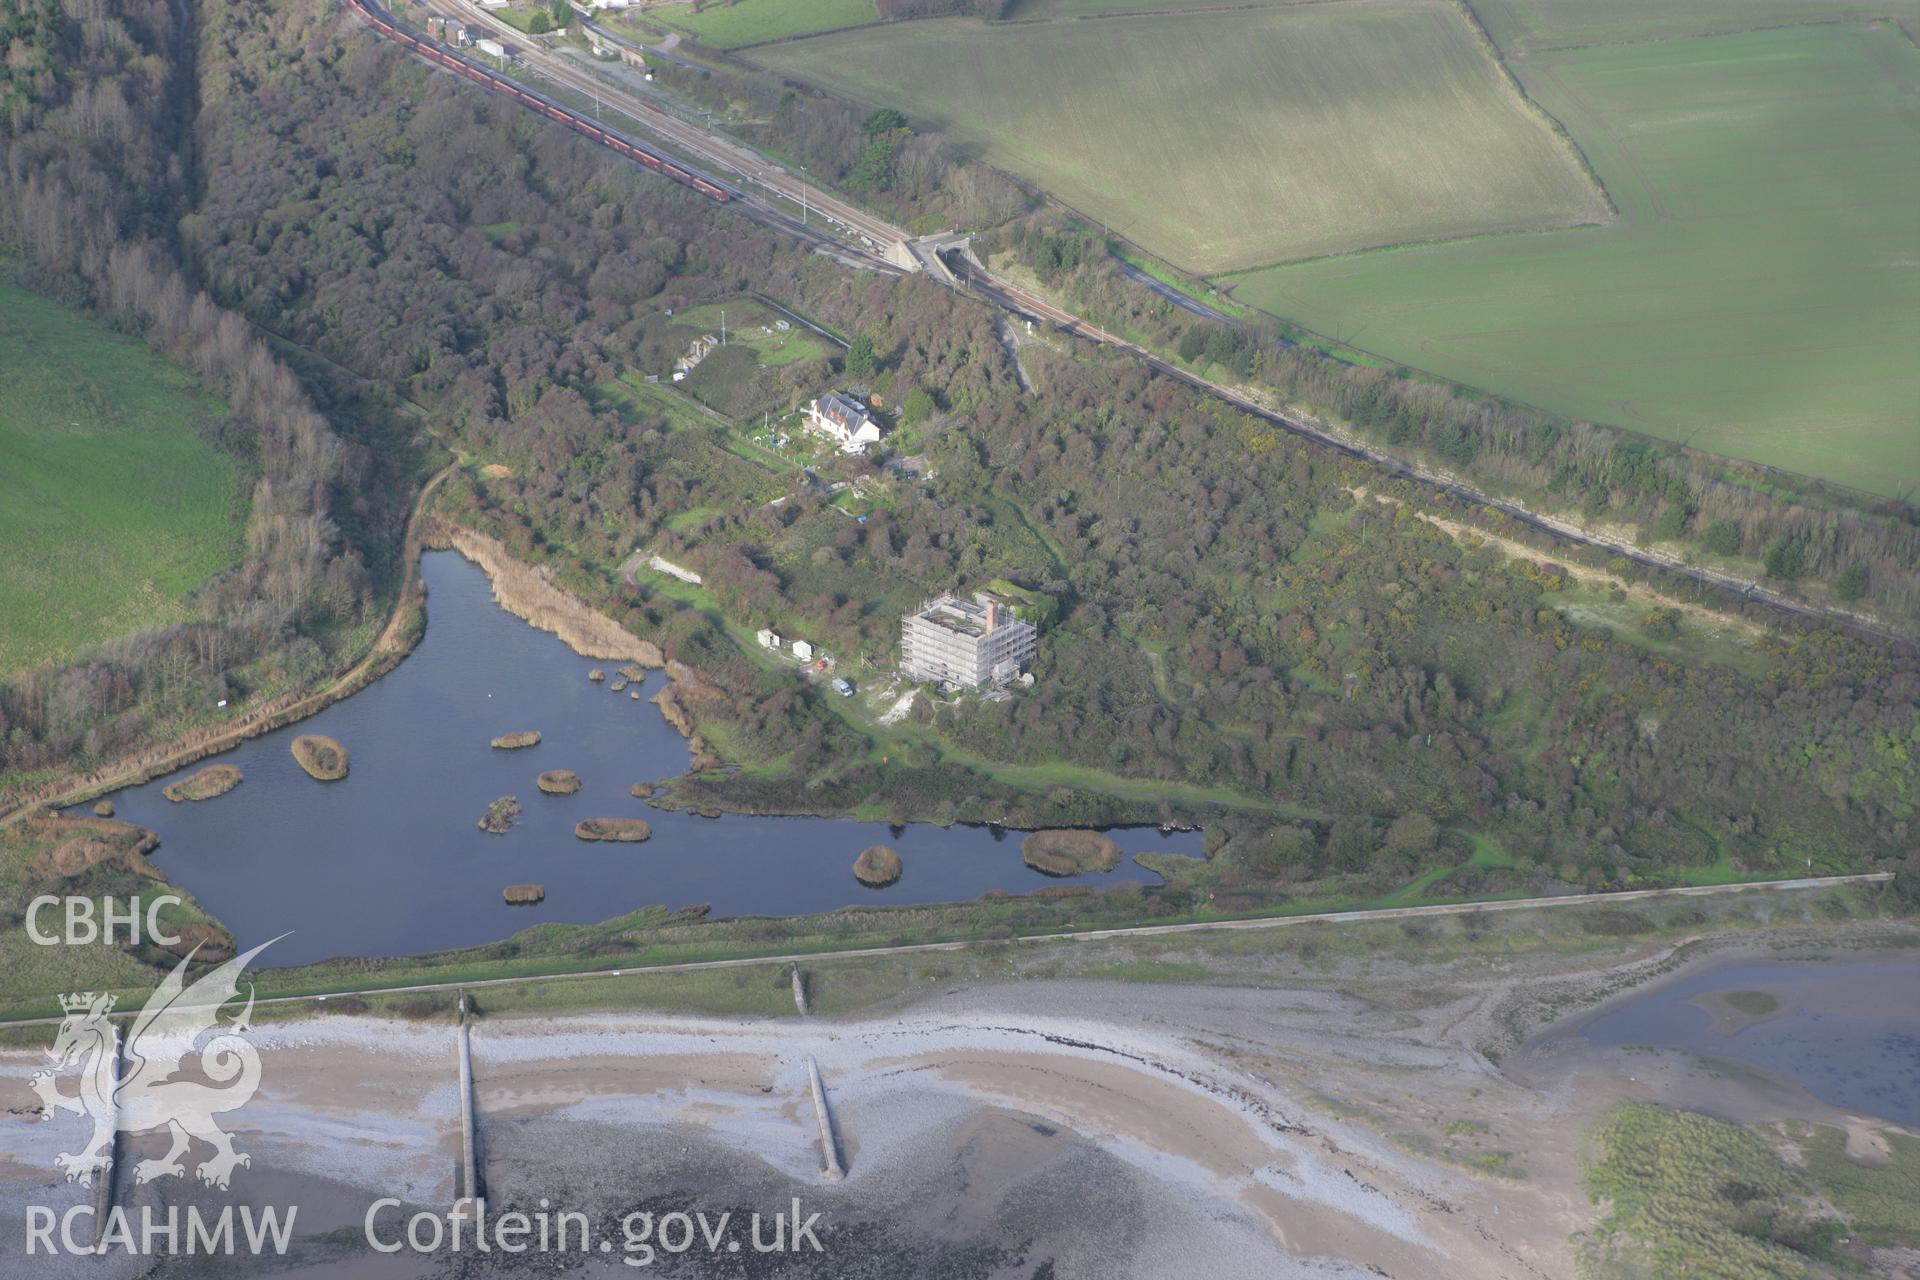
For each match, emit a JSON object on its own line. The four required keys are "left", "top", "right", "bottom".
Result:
{"left": 365, "top": 1, "right": 1906, "bottom": 648}
{"left": 1112, "top": 256, "right": 1234, "bottom": 323}
{"left": 0, "top": 872, "right": 1889, "bottom": 1027}
{"left": 576, "top": 11, "right": 700, "bottom": 72}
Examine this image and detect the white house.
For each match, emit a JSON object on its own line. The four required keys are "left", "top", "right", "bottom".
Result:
{"left": 755, "top": 628, "right": 782, "bottom": 650}
{"left": 805, "top": 393, "right": 883, "bottom": 454}
{"left": 791, "top": 639, "right": 814, "bottom": 662}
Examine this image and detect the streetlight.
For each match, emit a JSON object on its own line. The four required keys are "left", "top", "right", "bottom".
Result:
{"left": 800, "top": 165, "right": 809, "bottom": 226}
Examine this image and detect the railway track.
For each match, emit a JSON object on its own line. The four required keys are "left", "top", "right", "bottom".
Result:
{"left": 349, "top": 0, "right": 733, "bottom": 200}
{"left": 943, "top": 257, "right": 1913, "bottom": 649}
{"left": 345, "top": 0, "right": 902, "bottom": 271}
{"left": 346, "top": 0, "right": 1908, "bottom": 649}
{"left": 415, "top": 0, "right": 907, "bottom": 253}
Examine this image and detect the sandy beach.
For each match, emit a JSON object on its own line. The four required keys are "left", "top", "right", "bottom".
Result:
{"left": 0, "top": 999, "right": 1550, "bottom": 1276}
{"left": 1, "top": 919, "right": 1914, "bottom": 1277}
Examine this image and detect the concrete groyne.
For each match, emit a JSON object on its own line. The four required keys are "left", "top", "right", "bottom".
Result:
{"left": 89, "top": 1027, "right": 122, "bottom": 1251}
{"left": 456, "top": 996, "right": 483, "bottom": 1214}
{"left": 805, "top": 1056, "right": 843, "bottom": 1181}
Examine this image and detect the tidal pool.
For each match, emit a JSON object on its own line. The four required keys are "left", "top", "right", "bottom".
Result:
{"left": 1565, "top": 957, "right": 1920, "bottom": 1126}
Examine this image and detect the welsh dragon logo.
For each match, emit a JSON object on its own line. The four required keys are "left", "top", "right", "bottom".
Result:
{"left": 31, "top": 938, "right": 280, "bottom": 1190}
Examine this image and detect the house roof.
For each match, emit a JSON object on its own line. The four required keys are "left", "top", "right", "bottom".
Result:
{"left": 815, "top": 393, "right": 870, "bottom": 432}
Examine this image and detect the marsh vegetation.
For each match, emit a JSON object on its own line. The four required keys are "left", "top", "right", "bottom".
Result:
{"left": 853, "top": 843, "right": 902, "bottom": 887}
{"left": 291, "top": 735, "right": 349, "bottom": 781}
{"left": 479, "top": 795, "right": 523, "bottom": 834}
{"left": 575, "top": 818, "right": 653, "bottom": 843}
{"left": 162, "top": 763, "right": 242, "bottom": 803}
{"left": 1021, "top": 830, "right": 1121, "bottom": 876}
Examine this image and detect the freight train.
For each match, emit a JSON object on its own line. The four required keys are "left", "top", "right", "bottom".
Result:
{"left": 346, "top": 0, "right": 731, "bottom": 204}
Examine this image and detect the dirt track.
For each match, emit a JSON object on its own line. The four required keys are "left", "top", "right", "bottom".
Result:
{"left": 0, "top": 871, "right": 1885, "bottom": 1028}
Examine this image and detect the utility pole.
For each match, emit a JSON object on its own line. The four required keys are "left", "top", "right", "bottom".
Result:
{"left": 720, "top": 308, "right": 726, "bottom": 347}
{"left": 801, "top": 165, "right": 809, "bottom": 226}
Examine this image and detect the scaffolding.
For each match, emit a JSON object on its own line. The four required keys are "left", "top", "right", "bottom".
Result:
{"left": 900, "top": 592, "right": 1036, "bottom": 690}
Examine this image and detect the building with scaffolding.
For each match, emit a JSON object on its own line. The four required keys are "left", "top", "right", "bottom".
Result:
{"left": 900, "top": 592, "right": 1037, "bottom": 690}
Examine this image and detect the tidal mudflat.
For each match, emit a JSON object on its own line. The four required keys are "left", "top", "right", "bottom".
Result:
{"left": 1522, "top": 955, "right": 1920, "bottom": 1128}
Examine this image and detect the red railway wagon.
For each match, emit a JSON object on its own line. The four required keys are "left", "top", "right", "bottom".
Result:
{"left": 347, "top": 0, "right": 729, "bottom": 205}
{"left": 615, "top": 139, "right": 650, "bottom": 166}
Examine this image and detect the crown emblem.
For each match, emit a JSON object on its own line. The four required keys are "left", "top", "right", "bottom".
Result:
{"left": 39, "top": 939, "right": 281, "bottom": 1193}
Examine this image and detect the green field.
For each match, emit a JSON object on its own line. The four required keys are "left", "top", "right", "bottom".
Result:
{"left": 0, "top": 282, "right": 243, "bottom": 673}
{"left": 1472, "top": 0, "right": 1920, "bottom": 53}
{"left": 1005, "top": 0, "right": 1316, "bottom": 15}
{"left": 1228, "top": 21, "right": 1920, "bottom": 493}
{"left": 490, "top": 4, "right": 558, "bottom": 34}
{"left": 632, "top": 0, "right": 879, "bottom": 49}
{"left": 754, "top": 1, "right": 1609, "bottom": 272}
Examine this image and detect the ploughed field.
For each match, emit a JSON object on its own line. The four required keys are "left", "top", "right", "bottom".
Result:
{"left": 0, "top": 281, "right": 242, "bottom": 673}
{"left": 752, "top": 0, "right": 1610, "bottom": 272}
{"left": 1227, "top": 12, "right": 1920, "bottom": 494}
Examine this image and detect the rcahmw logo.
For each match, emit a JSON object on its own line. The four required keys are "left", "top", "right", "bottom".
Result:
{"left": 27, "top": 1204, "right": 296, "bottom": 1259}
{"left": 31, "top": 936, "right": 282, "bottom": 1190}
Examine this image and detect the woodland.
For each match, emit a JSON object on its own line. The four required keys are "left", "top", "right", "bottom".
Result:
{"left": 1, "top": 0, "right": 1912, "bottom": 906}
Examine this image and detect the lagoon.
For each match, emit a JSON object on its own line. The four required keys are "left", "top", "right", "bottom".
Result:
{"left": 80, "top": 552, "right": 1194, "bottom": 967}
